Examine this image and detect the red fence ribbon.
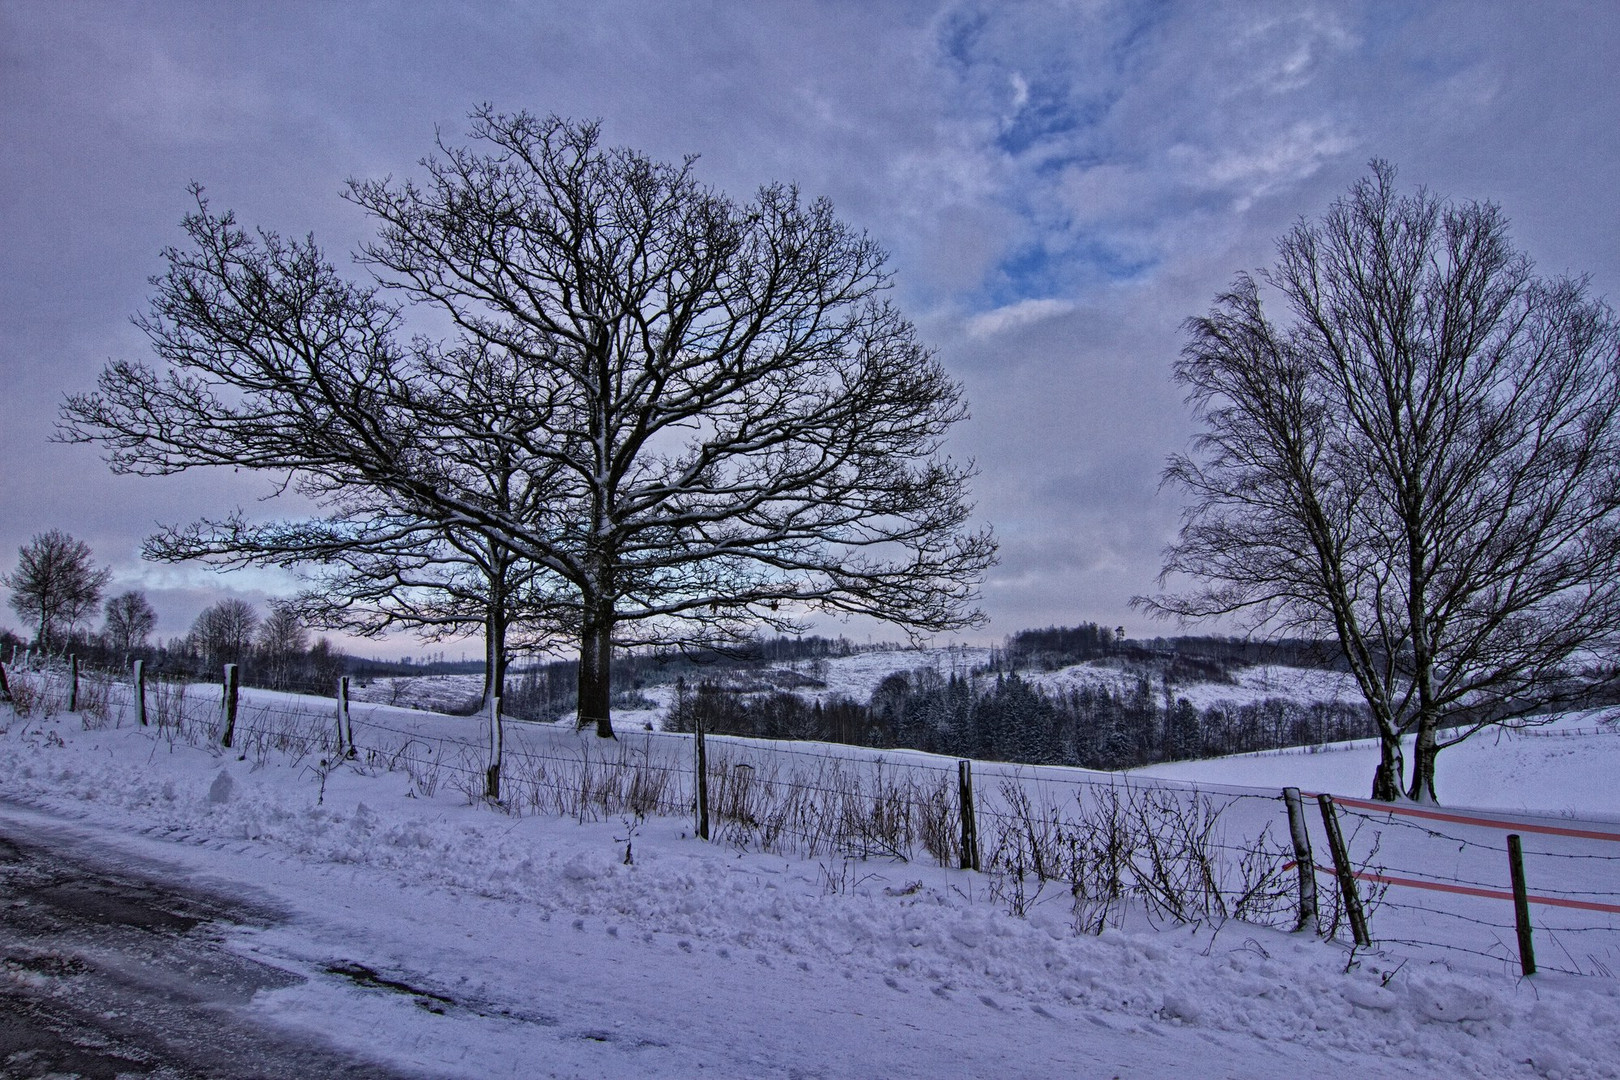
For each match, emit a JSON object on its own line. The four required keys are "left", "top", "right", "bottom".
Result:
{"left": 1280, "top": 861, "right": 1620, "bottom": 915}
{"left": 1320, "top": 795, "right": 1620, "bottom": 844}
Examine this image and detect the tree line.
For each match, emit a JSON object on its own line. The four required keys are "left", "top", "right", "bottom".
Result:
{"left": 665, "top": 665, "right": 1371, "bottom": 771}
{"left": 3, "top": 528, "right": 344, "bottom": 694}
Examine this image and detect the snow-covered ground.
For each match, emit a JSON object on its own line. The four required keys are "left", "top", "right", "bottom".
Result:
{"left": 3, "top": 682, "right": 1618, "bottom": 1079}
{"left": 800, "top": 644, "right": 994, "bottom": 701}
{"left": 349, "top": 672, "right": 486, "bottom": 714}
{"left": 1134, "top": 710, "right": 1620, "bottom": 819}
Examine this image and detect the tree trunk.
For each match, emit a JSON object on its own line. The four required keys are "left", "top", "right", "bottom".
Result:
{"left": 577, "top": 597, "right": 615, "bottom": 739}
{"left": 1372, "top": 733, "right": 1405, "bottom": 801}
{"left": 483, "top": 567, "right": 509, "bottom": 712}
{"left": 1406, "top": 720, "right": 1439, "bottom": 802}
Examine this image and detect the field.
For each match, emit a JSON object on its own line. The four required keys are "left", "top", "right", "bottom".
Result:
{"left": 2, "top": 668, "right": 1618, "bottom": 1079}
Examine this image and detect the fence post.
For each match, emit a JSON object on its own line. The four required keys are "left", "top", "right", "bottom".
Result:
{"left": 68, "top": 654, "right": 79, "bottom": 712}
{"left": 1317, "top": 794, "right": 1370, "bottom": 946}
{"left": 694, "top": 713, "right": 710, "bottom": 841}
{"left": 484, "top": 695, "right": 503, "bottom": 800}
{"left": 957, "top": 760, "right": 981, "bottom": 872}
{"left": 133, "top": 660, "right": 146, "bottom": 726}
{"left": 0, "top": 659, "right": 10, "bottom": 703}
{"left": 1283, "top": 787, "right": 1319, "bottom": 933}
{"left": 1507, "top": 834, "right": 1537, "bottom": 976}
{"left": 220, "top": 663, "right": 239, "bottom": 748}
{"left": 337, "top": 675, "right": 353, "bottom": 757}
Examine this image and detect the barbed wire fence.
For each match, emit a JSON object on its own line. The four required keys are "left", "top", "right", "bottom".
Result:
{"left": 6, "top": 655, "right": 1618, "bottom": 979}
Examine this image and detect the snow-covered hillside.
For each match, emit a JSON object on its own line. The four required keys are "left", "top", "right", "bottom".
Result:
{"left": 359, "top": 645, "right": 1367, "bottom": 732}
{"left": 1023, "top": 661, "right": 1368, "bottom": 711}
{"left": 2, "top": 677, "right": 1618, "bottom": 1078}
{"left": 348, "top": 672, "right": 486, "bottom": 714}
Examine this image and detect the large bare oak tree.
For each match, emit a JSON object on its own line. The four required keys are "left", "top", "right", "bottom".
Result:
{"left": 61, "top": 109, "right": 995, "bottom": 736}
{"left": 1139, "top": 163, "right": 1620, "bottom": 802}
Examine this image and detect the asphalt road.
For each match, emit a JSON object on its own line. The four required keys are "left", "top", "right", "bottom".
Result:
{"left": 0, "top": 817, "right": 418, "bottom": 1080}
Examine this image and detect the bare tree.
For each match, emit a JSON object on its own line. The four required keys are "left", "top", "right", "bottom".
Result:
{"left": 3, "top": 530, "right": 112, "bottom": 650}
{"left": 349, "top": 110, "right": 995, "bottom": 735}
{"left": 103, "top": 589, "right": 157, "bottom": 656}
{"left": 61, "top": 109, "right": 995, "bottom": 738}
{"left": 189, "top": 598, "right": 259, "bottom": 672}
{"left": 1139, "top": 163, "right": 1620, "bottom": 802}
{"left": 255, "top": 599, "right": 308, "bottom": 691}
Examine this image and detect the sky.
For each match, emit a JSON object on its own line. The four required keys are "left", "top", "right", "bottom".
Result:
{"left": 3, "top": 0, "right": 1618, "bottom": 660}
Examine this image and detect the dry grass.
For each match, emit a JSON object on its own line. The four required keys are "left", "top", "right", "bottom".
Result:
{"left": 981, "top": 780, "right": 1298, "bottom": 933}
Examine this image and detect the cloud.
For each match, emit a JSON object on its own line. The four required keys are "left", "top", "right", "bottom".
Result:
{"left": 1171, "top": 119, "right": 1357, "bottom": 209}
{"left": 965, "top": 297, "right": 1078, "bottom": 338}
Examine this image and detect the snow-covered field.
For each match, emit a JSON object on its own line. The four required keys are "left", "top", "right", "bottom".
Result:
{"left": 800, "top": 647, "right": 1370, "bottom": 713}
{"left": 358, "top": 646, "right": 1374, "bottom": 733}
{"left": 349, "top": 672, "right": 487, "bottom": 714}
{"left": 3, "top": 680, "right": 1618, "bottom": 1079}
{"left": 1134, "top": 711, "right": 1620, "bottom": 819}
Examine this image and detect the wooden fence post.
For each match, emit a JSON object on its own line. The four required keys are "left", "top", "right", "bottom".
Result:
{"left": 484, "top": 695, "right": 503, "bottom": 800}
{"left": 1317, "top": 794, "right": 1370, "bottom": 946}
{"left": 133, "top": 660, "right": 146, "bottom": 726}
{"left": 1283, "top": 787, "right": 1319, "bottom": 933}
{"left": 0, "top": 660, "right": 10, "bottom": 703}
{"left": 337, "top": 676, "right": 354, "bottom": 757}
{"left": 694, "top": 713, "right": 710, "bottom": 841}
{"left": 68, "top": 654, "right": 78, "bottom": 712}
{"left": 1508, "top": 834, "right": 1537, "bottom": 976}
{"left": 958, "top": 760, "right": 981, "bottom": 871}
{"left": 220, "top": 663, "right": 239, "bottom": 748}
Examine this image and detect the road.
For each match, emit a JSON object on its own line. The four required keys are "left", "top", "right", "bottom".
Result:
{"left": 0, "top": 815, "right": 417, "bottom": 1080}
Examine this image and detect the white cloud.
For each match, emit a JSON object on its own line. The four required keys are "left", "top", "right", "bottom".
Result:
{"left": 1009, "top": 71, "right": 1030, "bottom": 110}
{"left": 964, "top": 297, "right": 1078, "bottom": 338}
{"left": 1174, "top": 119, "right": 1358, "bottom": 206}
